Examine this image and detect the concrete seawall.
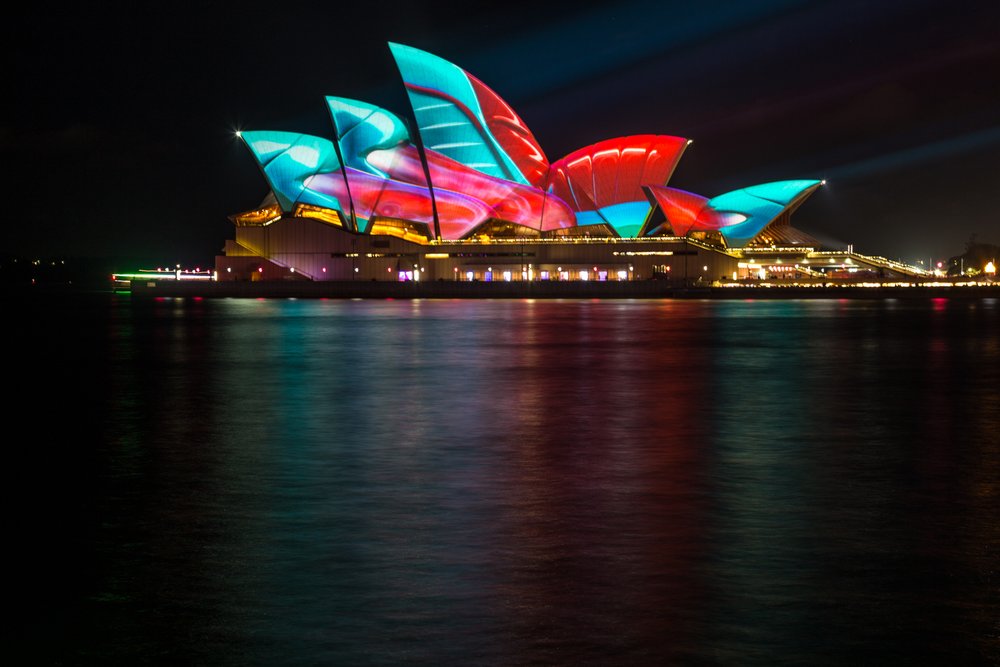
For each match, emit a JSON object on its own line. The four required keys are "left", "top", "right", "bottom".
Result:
{"left": 129, "top": 280, "right": 1000, "bottom": 300}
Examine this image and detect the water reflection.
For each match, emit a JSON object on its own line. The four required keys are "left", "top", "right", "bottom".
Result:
{"left": 27, "top": 296, "right": 999, "bottom": 664}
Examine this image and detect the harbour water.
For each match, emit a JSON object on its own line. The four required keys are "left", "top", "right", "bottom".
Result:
{"left": 11, "top": 295, "right": 1000, "bottom": 664}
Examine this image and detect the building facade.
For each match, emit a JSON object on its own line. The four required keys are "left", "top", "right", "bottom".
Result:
{"left": 218, "top": 42, "right": 846, "bottom": 283}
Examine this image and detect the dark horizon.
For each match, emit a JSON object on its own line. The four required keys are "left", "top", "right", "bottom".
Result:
{"left": 6, "top": 0, "right": 999, "bottom": 266}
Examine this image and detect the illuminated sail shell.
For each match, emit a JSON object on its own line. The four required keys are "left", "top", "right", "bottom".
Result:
{"left": 645, "top": 180, "right": 823, "bottom": 247}
{"left": 546, "top": 136, "right": 690, "bottom": 237}
{"left": 236, "top": 43, "right": 821, "bottom": 247}
{"left": 389, "top": 42, "right": 549, "bottom": 187}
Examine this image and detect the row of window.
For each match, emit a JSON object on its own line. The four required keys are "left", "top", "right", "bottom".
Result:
{"left": 397, "top": 269, "right": 632, "bottom": 282}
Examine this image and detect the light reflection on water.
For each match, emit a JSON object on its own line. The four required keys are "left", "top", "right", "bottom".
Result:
{"left": 15, "top": 296, "right": 1000, "bottom": 664}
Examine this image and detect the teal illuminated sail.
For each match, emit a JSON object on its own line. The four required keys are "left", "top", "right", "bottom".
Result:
{"left": 240, "top": 131, "right": 346, "bottom": 213}
{"left": 388, "top": 42, "right": 548, "bottom": 186}
{"left": 326, "top": 97, "right": 411, "bottom": 177}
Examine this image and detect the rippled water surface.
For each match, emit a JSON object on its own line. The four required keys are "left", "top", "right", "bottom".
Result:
{"left": 11, "top": 295, "right": 1000, "bottom": 664}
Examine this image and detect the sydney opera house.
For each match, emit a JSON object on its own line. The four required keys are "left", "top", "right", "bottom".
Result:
{"left": 217, "top": 42, "right": 910, "bottom": 284}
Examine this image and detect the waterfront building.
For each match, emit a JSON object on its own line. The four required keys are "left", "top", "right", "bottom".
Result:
{"left": 217, "top": 43, "right": 922, "bottom": 283}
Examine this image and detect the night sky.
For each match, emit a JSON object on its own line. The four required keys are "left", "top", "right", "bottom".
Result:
{"left": 7, "top": 0, "right": 999, "bottom": 265}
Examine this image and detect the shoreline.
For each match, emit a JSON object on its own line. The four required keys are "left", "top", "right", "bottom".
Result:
{"left": 120, "top": 280, "right": 999, "bottom": 300}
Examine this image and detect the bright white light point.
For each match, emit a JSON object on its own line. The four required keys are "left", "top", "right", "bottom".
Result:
{"left": 821, "top": 179, "right": 827, "bottom": 185}
{"left": 235, "top": 130, "right": 242, "bottom": 138}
